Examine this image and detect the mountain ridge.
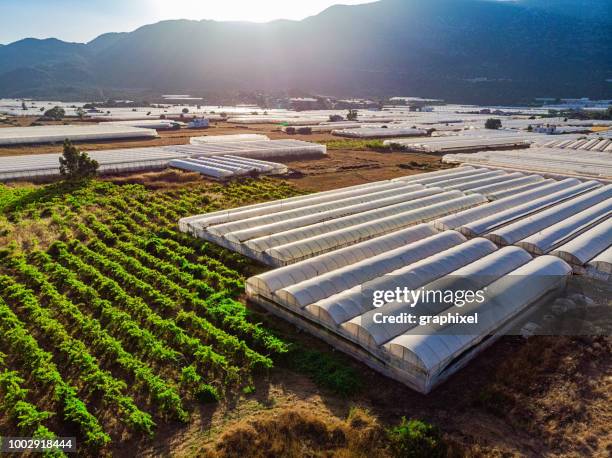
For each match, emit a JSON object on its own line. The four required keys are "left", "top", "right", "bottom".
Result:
{"left": 0, "top": 0, "right": 610, "bottom": 103}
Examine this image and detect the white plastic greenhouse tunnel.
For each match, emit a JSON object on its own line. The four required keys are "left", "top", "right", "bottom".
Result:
{"left": 178, "top": 168, "right": 609, "bottom": 393}
{"left": 0, "top": 138, "right": 323, "bottom": 181}
{"left": 0, "top": 124, "right": 159, "bottom": 146}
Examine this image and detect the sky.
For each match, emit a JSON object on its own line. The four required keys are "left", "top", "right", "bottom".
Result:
{"left": 0, "top": 0, "right": 373, "bottom": 44}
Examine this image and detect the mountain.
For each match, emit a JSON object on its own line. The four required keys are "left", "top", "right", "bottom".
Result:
{"left": 0, "top": 0, "right": 610, "bottom": 103}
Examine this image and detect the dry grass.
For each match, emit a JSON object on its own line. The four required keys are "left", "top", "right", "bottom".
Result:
{"left": 203, "top": 406, "right": 389, "bottom": 458}
{"left": 107, "top": 169, "right": 206, "bottom": 188}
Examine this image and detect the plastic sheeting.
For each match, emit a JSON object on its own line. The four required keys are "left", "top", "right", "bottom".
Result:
{"left": 457, "top": 180, "right": 601, "bottom": 237}
{"left": 262, "top": 194, "right": 486, "bottom": 265}
{"left": 190, "top": 134, "right": 270, "bottom": 144}
{"left": 308, "top": 238, "right": 496, "bottom": 328}
{"left": 332, "top": 127, "right": 428, "bottom": 138}
{"left": 433, "top": 178, "right": 581, "bottom": 231}
{"left": 385, "top": 256, "right": 572, "bottom": 384}
{"left": 276, "top": 231, "right": 466, "bottom": 309}
{"left": 339, "top": 238, "right": 498, "bottom": 344}
{"left": 0, "top": 124, "right": 158, "bottom": 146}
{"left": 486, "top": 184, "right": 612, "bottom": 246}
{"left": 443, "top": 148, "right": 612, "bottom": 180}
{"left": 346, "top": 246, "right": 532, "bottom": 348}
{"left": 517, "top": 198, "right": 612, "bottom": 255}
{"left": 245, "top": 189, "right": 453, "bottom": 254}
{"left": 551, "top": 218, "right": 612, "bottom": 265}
{"left": 246, "top": 224, "right": 439, "bottom": 296}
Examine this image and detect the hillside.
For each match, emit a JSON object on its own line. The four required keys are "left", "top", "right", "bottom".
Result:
{"left": 0, "top": 0, "right": 610, "bottom": 103}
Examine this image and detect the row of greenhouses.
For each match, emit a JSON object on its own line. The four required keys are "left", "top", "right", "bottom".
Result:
{"left": 0, "top": 124, "right": 158, "bottom": 145}
{"left": 180, "top": 168, "right": 609, "bottom": 392}
{"left": 0, "top": 139, "right": 325, "bottom": 180}
{"left": 169, "top": 155, "right": 287, "bottom": 179}
{"left": 332, "top": 127, "right": 428, "bottom": 138}
{"left": 180, "top": 167, "right": 609, "bottom": 268}
{"left": 0, "top": 148, "right": 188, "bottom": 180}
{"left": 539, "top": 136, "right": 612, "bottom": 152}
{"left": 165, "top": 139, "right": 326, "bottom": 159}
{"left": 384, "top": 135, "right": 532, "bottom": 153}
{"left": 190, "top": 134, "right": 270, "bottom": 144}
{"left": 245, "top": 232, "right": 572, "bottom": 392}
{"left": 442, "top": 148, "right": 612, "bottom": 180}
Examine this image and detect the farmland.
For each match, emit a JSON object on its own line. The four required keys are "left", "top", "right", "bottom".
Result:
{"left": 0, "top": 176, "right": 306, "bottom": 453}
{"left": 0, "top": 167, "right": 609, "bottom": 456}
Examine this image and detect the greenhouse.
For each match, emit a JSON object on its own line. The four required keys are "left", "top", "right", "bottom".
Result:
{"left": 101, "top": 119, "right": 184, "bottom": 129}
{"left": 331, "top": 127, "right": 428, "bottom": 138}
{"left": 486, "top": 185, "right": 612, "bottom": 246}
{"left": 550, "top": 218, "right": 612, "bottom": 267}
{"left": 189, "top": 134, "right": 270, "bottom": 144}
{"left": 0, "top": 139, "right": 324, "bottom": 180}
{"left": 0, "top": 124, "right": 158, "bottom": 146}
{"left": 487, "top": 178, "right": 554, "bottom": 200}
{"left": 220, "top": 185, "right": 432, "bottom": 242}
{"left": 383, "top": 136, "right": 532, "bottom": 153}
{"left": 0, "top": 148, "right": 188, "bottom": 181}
{"left": 177, "top": 168, "right": 607, "bottom": 392}
{"left": 465, "top": 174, "right": 545, "bottom": 197}
{"left": 457, "top": 180, "right": 601, "bottom": 237}
{"left": 261, "top": 194, "right": 485, "bottom": 265}
{"left": 164, "top": 139, "right": 327, "bottom": 159}
{"left": 276, "top": 231, "right": 466, "bottom": 309}
{"left": 587, "top": 246, "right": 612, "bottom": 275}
{"left": 383, "top": 256, "right": 571, "bottom": 391}
{"left": 236, "top": 188, "right": 447, "bottom": 249}
{"left": 516, "top": 198, "right": 612, "bottom": 255}
{"left": 443, "top": 148, "right": 612, "bottom": 180}
{"left": 246, "top": 223, "right": 440, "bottom": 297}
{"left": 182, "top": 180, "right": 411, "bottom": 236}
{"left": 170, "top": 155, "right": 287, "bottom": 179}
{"left": 310, "top": 238, "right": 497, "bottom": 330}
{"left": 432, "top": 178, "right": 581, "bottom": 232}
{"left": 540, "top": 136, "right": 612, "bottom": 152}
{"left": 342, "top": 244, "right": 530, "bottom": 348}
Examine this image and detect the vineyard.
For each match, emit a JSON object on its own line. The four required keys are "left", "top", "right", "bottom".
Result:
{"left": 0, "top": 177, "right": 305, "bottom": 454}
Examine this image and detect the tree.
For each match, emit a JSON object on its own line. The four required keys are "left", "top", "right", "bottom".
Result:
{"left": 346, "top": 109, "right": 358, "bottom": 121}
{"left": 485, "top": 118, "right": 502, "bottom": 129}
{"left": 21, "top": 101, "right": 27, "bottom": 111}
{"left": 44, "top": 106, "right": 65, "bottom": 120}
{"left": 329, "top": 114, "right": 344, "bottom": 122}
{"left": 75, "top": 107, "right": 85, "bottom": 119}
{"left": 59, "top": 140, "right": 99, "bottom": 180}
{"left": 182, "top": 108, "right": 189, "bottom": 114}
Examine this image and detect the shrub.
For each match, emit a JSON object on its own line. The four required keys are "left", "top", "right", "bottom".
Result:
{"left": 387, "top": 418, "right": 446, "bottom": 458}
{"left": 289, "top": 349, "right": 361, "bottom": 396}
{"left": 347, "top": 109, "right": 358, "bottom": 121}
{"left": 43, "top": 106, "right": 65, "bottom": 120}
{"left": 485, "top": 118, "right": 502, "bottom": 129}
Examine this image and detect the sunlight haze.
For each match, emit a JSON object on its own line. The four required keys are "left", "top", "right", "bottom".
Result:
{"left": 0, "top": 0, "right": 373, "bottom": 44}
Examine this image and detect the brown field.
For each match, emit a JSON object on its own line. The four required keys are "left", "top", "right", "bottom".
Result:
{"left": 136, "top": 322, "right": 611, "bottom": 457}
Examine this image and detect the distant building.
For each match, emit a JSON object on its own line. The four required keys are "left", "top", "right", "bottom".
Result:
{"left": 289, "top": 98, "right": 320, "bottom": 111}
